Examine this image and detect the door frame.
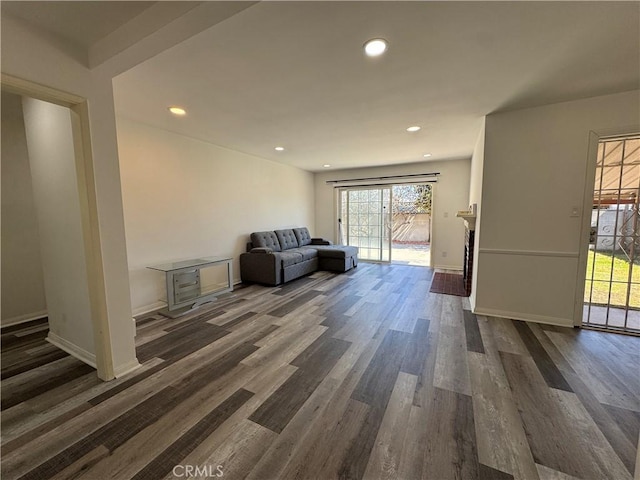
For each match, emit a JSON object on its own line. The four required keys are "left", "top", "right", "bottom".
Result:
{"left": 2, "top": 73, "right": 116, "bottom": 379}
{"left": 575, "top": 127, "right": 640, "bottom": 328}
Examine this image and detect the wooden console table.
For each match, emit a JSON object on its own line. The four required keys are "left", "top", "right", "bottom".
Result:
{"left": 148, "top": 256, "right": 233, "bottom": 318}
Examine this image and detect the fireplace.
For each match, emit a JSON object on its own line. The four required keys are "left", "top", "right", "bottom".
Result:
{"left": 463, "top": 228, "right": 474, "bottom": 296}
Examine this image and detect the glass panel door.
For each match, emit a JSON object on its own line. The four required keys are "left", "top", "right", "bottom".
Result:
{"left": 340, "top": 187, "right": 392, "bottom": 262}
{"left": 584, "top": 135, "right": 640, "bottom": 333}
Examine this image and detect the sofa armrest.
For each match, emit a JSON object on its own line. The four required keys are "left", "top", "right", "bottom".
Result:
{"left": 311, "top": 238, "right": 333, "bottom": 245}
{"left": 250, "top": 247, "right": 273, "bottom": 254}
{"left": 240, "top": 251, "right": 281, "bottom": 285}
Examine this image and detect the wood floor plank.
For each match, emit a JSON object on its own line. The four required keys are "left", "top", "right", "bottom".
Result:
{"left": 479, "top": 463, "right": 514, "bottom": 480}
{"left": 131, "top": 389, "right": 254, "bottom": 480}
{"left": 500, "top": 351, "right": 632, "bottom": 480}
{"left": 535, "top": 464, "right": 582, "bottom": 480}
{"left": 545, "top": 330, "right": 640, "bottom": 412}
{"left": 247, "top": 321, "right": 386, "bottom": 480}
{"left": 486, "top": 316, "right": 530, "bottom": 355}
{"left": 2, "top": 349, "right": 69, "bottom": 380}
{"left": 603, "top": 403, "right": 640, "bottom": 447}
{"left": 249, "top": 335, "right": 350, "bottom": 433}
{"left": 244, "top": 377, "right": 342, "bottom": 480}
{"left": 2, "top": 344, "right": 259, "bottom": 480}
{"left": 351, "top": 329, "right": 410, "bottom": 408}
{"left": 548, "top": 388, "right": 631, "bottom": 480}
{"left": 562, "top": 369, "right": 638, "bottom": 475}
{"left": 363, "top": 372, "right": 418, "bottom": 480}
{"left": 396, "top": 404, "right": 429, "bottom": 480}
{"left": 2, "top": 263, "right": 638, "bottom": 480}
{"left": 1, "top": 359, "right": 163, "bottom": 447}
{"left": 400, "top": 318, "right": 431, "bottom": 376}
{"left": 468, "top": 351, "right": 539, "bottom": 480}
{"left": 2, "top": 362, "right": 95, "bottom": 410}
{"left": 464, "top": 309, "right": 485, "bottom": 354}
{"left": 75, "top": 364, "right": 256, "bottom": 480}
{"left": 512, "top": 321, "right": 573, "bottom": 392}
{"left": 280, "top": 398, "right": 371, "bottom": 480}
{"left": 196, "top": 420, "right": 277, "bottom": 480}
{"left": 0, "top": 318, "right": 47, "bottom": 335}
{"left": 267, "top": 289, "right": 323, "bottom": 317}
{"left": 422, "top": 387, "right": 479, "bottom": 480}
{"left": 171, "top": 362, "right": 297, "bottom": 478}
{"left": 433, "top": 316, "right": 471, "bottom": 396}
{"left": 49, "top": 445, "right": 110, "bottom": 480}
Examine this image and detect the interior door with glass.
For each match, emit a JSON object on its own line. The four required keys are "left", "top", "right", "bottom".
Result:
{"left": 339, "top": 187, "right": 392, "bottom": 262}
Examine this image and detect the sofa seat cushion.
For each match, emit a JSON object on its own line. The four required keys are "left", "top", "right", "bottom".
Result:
{"left": 275, "top": 229, "right": 299, "bottom": 250}
{"left": 277, "top": 251, "right": 304, "bottom": 268}
{"left": 288, "top": 247, "right": 318, "bottom": 261}
{"left": 251, "top": 231, "right": 282, "bottom": 252}
{"left": 314, "top": 245, "right": 358, "bottom": 259}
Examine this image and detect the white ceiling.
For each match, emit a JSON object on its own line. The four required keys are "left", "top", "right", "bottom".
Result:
{"left": 1, "top": 1, "right": 156, "bottom": 48}
{"left": 5, "top": 2, "right": 640, "bottom": 172}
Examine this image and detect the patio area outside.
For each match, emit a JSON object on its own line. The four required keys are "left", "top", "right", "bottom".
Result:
{"left": 392, "top": 242, "right": 431, "bottom": 267}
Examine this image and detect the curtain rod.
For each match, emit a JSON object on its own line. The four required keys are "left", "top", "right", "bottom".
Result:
{"left": 325, "top": 172, "right": 440, "bottom": 184}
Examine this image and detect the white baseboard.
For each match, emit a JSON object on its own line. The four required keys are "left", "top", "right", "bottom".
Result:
{"left": 113, "top": 359, "right": 142, "bottom": 378}
{"left": 472, "top": 306, "right": 573, "bottom": 328}
{"left": 432, "top": 264, "right": 463, "bottom": 271}
{"left": 132, "top": 301, "right": 166, "bottom": 317}
{"left": 2, "top": 310, "right": 48, "bottom": 327}
{"left": 46, "top": 331, "right": 97, "bottom": 368}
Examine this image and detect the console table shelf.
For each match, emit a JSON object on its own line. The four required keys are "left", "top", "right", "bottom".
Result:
{"left": 148, "top": 256, "right": 233, "bottom": 318}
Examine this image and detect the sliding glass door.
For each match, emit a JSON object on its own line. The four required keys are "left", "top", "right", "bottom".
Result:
{"left": 339, "top": 187, "right": 392, "bottom": 262}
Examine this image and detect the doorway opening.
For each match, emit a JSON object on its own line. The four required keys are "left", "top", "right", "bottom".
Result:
{"left": 583, "top": 135, "right": 640, "bottom": 334}
{"left": 338, "top": 183, "right": 432, "bottom": 266}
{"left": 2, "top": 74, "right": 119, "bottom": 380}
{"left": 391, "top": 184, "right": 432, "bottom": 267}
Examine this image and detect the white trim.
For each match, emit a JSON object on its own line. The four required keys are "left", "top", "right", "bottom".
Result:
{"left": 113, "top": 359, "right": 142, "bottom": 378}
{"left": 432, "top": 264, "right": 463, "bottom": 271}
{"left": 132, "top": 301, "right": 167, "bottom": 317}
{"left": 46, "top": 332, "right": 97, "bottom": 368}
{"left": 1, "top": 73, "right": 84, "bottom": 107}
{"left": 2, "top": 310, "right": 48, "bottom": 327}
{"left": 472, "top": 307, "right": 573, "bottom": 328}
{"left": 478, "top": 248, "right": 579, "bottom": 258}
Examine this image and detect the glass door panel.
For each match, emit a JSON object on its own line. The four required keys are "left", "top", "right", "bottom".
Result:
{"left": 340, "top": 187, "right": 392, "bottom": 262}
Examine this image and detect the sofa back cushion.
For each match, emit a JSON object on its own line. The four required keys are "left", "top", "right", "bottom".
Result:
{"left": 251, "top": 231, "right": 282, "bottom": 252}
{"left": 293, "top": 227, "right": 312, "bottom": 246}
{"left": 274, "top": 229, "right": 299, "bottom": 250}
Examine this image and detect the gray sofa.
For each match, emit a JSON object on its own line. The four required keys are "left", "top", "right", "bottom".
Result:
{"left": 240, "top": 227, "right": 358, "bottom": 286}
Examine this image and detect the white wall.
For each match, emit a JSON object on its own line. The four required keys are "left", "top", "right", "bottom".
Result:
{"left": 116, "top": 117, "right": 315, "bottom": 314}
{"left": 1, "top": 92, "right": 47, "bottom": 325}
{"left": 21, "top": 97, "right": 95, "bottom": 362}
{"left": 468, "top": 118, "right": 485, "bottom": 309}
{"left": 473, "top": 90, "right": 640, "bottom": 326}
{"left": 314, "top": 159, "right": 471, "bottom": 269}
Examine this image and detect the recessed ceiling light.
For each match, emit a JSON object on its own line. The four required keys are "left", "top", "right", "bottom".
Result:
{"left": 168, "top": 106, "right": 186, "bottom": 116}
{"left": 406, "top": 126, "right": 421, "bottom": 132}
{"left": 323, "top": 164, "right": 331, "bottom": 168}
{"left": 423, "top": 153, "right": 432, "bottom": 158}
{"left": 364, "top": 38, "right": 388, "bottom": 57}
{"left": 275, "top": 146, "right": 285, "bottom": 151}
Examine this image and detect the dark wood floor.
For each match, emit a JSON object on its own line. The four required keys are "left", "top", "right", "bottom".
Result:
{"left": 2, "top": 263, "right": 639, "bottom": 480}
